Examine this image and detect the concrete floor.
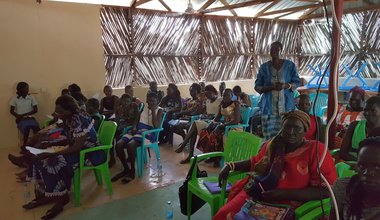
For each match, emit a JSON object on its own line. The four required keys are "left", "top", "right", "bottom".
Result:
{"left": 1, "top": 136, "right": 219, "bottom": 220}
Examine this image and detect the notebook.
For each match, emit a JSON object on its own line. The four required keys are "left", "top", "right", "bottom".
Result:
{"left": 203, "top": 181, "right": 232, "bottom": 194}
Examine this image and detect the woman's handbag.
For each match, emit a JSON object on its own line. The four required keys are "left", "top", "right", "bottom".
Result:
{"left": 179, "top": 155, "right": 208, "bottom": 215}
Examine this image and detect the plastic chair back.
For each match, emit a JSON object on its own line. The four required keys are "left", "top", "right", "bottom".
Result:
{"left": 248, "top": 95, "right": 260, "bottom": 108}
{"left": 138, "top": 103, "right": 145, "bottom": 113}
{"left": 98, "top": 121, "right": 118, "bottom": 146}
{"left": 97, "top": 114, "right": 105, "bottom": 133}
{"left": 335, "top": 162, "right": 356, "bottom": 178}
{"left": 224, "top": 131, "right": 261, "bottom": 182}
{"left": 153, "top": 111, "right": 167, "bottom": 143}
{"left": 309, "top": 93, "right": 328, "bottom": 118}
{"left": 241, "top": 106, "right": 252, "bottom": 125}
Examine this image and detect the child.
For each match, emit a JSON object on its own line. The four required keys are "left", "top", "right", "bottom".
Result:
{"left": 86, "top": 98, "right": 103, "bottom": 132}
{"left": 147, "top": 81, "right": 164, "bottom": 103}
{"left": 100, "top": 85, "right": 119, "bottom": 120}
{"left": 110, "top": 94, "right": 140, "bottom": 167}
{"left": 9, "top": 82, "right": 40, "bottom": 151}
{"left": 115, "top": 94, "right": 140, "bottom": 134}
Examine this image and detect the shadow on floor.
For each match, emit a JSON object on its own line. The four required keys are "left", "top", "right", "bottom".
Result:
{"left": 57, "top": 182, "right": 211, "bottom": 220}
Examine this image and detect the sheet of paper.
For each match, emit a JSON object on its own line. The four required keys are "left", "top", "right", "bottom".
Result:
{"left": 26, "top": 146, "right": 68, "bottom": 155}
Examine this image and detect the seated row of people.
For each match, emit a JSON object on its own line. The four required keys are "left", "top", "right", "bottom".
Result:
{"left": 10, "top": 95, "right": 105, "bottom": 219}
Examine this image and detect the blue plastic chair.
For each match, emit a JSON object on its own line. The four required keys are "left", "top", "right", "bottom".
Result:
{"left": 138, "top": 102, "right": 145, "bottom": 113}
{"left": 339, "top": 63, "right": 371, "bottom": 91}
{"left": 135, "top": 112, "right": 167, "bottom": 177}
{"left": 225, "top": 106, "right": 252, "bottom": 137}
{"left": 306, "top": 64, "right": 329, "bottom": 89}
{"left": 309, "top": 93, "right": 328, "bottom": 118}
{"left": 371, "top": 80, "right": 380, "bottom": 92}
{"left": 248, "top": 95, "right": 260, "bottom": 108}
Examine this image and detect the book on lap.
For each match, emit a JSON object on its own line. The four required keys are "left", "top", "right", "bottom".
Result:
{"left": 203, "top": 181, "right": 232, "bottom": 194}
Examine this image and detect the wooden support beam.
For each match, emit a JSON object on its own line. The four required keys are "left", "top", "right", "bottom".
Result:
{"left": 220, "top": 0, "right": 238, "bottom": 17}
{"left": 199, "top": 0, "right": 217, "bottom": 11}
{"left": 275, "top": 10, "right": 299, "bottom": 19}
{"left": 130, "top": 0, "right": 138, "bottom": 8}
{"left": 363, "top": 0, "right": 374, "bottom": 4}
{"left": 303, "top": 4, "right": 380, "bottom": 19}
{"left": 253, "top": 0, "right": 279, "bottom": 18}
{"left": 259, "top": 3, "right": 324, "bottom": 17}
{"left": 297, "top": 0, "right": 322, "bottom": 2}
{"left": 299, "top": 6, "right": 322, "bottom": 19}
{"left": 135, "top": 0, "right": 152, "bottom": 7}
{"left": 202, "top": 0, "right": 275, "bottom": 14}
{"left": 158, "top": 0, "right": 172, "bottom": 12}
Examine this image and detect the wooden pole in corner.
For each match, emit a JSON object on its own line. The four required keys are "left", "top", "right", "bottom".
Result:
{"left": 327, "top": 0, "right": 343, "bottom": 149}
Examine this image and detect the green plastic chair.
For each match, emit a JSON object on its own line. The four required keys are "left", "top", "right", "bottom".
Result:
{"left": 187, "top": 131, "right": 262, "bottom": 219}
{"left": 73, "top": 121, "right": 117, "bottom": 206}
{"left": 97, "top": 114, "right": 105, "bottom": 133}
{"left": 135, "top": 112, "right": 167, "bottom": 177}
{"left": 225, "top": 107, "right": 252, "bottom": 137}
{"left": 295, "top": 162, "right": 357, "bottom": 219}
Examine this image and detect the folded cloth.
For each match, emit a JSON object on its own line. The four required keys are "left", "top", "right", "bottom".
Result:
{"left": 203, "top": 181, "right": 232, "bottom": 194}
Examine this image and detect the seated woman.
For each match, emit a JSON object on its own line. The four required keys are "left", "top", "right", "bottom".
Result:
{"left": 175, "top": 85, "right": 222, "bottom": 163}
{"left": 9, "top": 82, "right": 40, "bottom": 150}
{"left": 147, "top": 81, "right": 164, "bottom": 103}
{"left": 86, "top": 98, "right": 102, "bottom": 132}
{"left": 296, "top": 94, "right": 324, "bottom": 141}
{"left": 68, "top": 83, "right": 87, "bottom": 111}
{"left": 213, "top": 110, "right": 337, "bottom": 220}
{"left": 112, "top": 93, "right": 163, "bottom": 183}
{"left": 232, "top": 85, "right": 252, "bottom": 107}
{"left": 196, "top": 89, "right": 241, "bottom": 166}
{"left": 159, "top": 83, "right": 183, "bottom": 143}
{"left": 340, "top": 96, "right": 380, "bottom": 161}
{"left": 334, "top": 86, "right": 365, "bottom": 148}
{"left": 219, "top": 82, "right": 226, "bottom": 97}
{"left": 100, "top": 85, "right": 119, "bottom": 120}
{"left": 124, "top": 85, "right": 142, "bottom": 106}
{"left": 171, "top": 83, "right": 206, "bottom": 141}
{"left": 24, "top": 95, "right": 105, "bottom": 219}
{"left": 330, "top": 137, "right": 380, "bottom": 220}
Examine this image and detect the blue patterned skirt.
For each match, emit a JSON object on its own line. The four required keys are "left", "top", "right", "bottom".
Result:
{"left": 121, "top": 123, "right": 155, "bottom": 145}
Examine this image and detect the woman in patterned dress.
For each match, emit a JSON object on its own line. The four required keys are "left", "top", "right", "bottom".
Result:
{"left": 334, "top": 86, "right": 365, "bottom": 148}
{"left": 24, "top": 95, "right": 105, "bottom": 219}
{"left": 255, "top": 41, "right": 300, "bottom": 141}
{"left": 196, "top": 89, "right": 241, "bottom": 166}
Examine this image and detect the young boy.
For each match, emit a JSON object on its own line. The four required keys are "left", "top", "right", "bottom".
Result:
{"left": 9, "top": 82, "right": 40, "bottom": 151}
{"left": 86, "top": 98, "right": 103, "bottom": 132}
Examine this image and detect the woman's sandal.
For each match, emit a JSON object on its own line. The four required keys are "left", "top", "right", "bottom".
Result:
{"left": 179, "top": 157, "right": 190, "bottom": 164}
{"left": 121, "top": 173, "right": 135, "bottom": 184}
{"left": 22, "top": 199, "right": 44, "bottom": 210}
{"left": 174, "top": 143, "right": 185, "bottom": 153}
{"left": 41, "top": 206, "right": 63, "bottom": 220}
{"left": 111, "top": 171, "right": 127, "bottom": 182}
